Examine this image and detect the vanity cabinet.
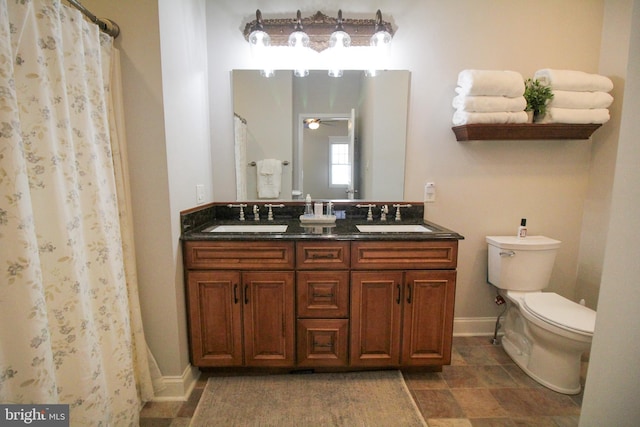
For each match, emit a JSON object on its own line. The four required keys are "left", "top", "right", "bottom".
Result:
{"left": 184, "top": 241, "right": 295, "bottom": 367}
{"left": 350, "top": 241, "right": 457, "bottom": 367}
{"left": 183, "top": 238, "right": 458, "bottom": 370}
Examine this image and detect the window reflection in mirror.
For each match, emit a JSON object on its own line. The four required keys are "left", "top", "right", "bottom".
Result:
{"left": 232, "top": 70, "right": 410, "bottom": 201}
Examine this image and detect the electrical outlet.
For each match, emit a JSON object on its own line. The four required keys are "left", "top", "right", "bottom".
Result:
{"left": 196, "top": 184, "right": 205, "bottom": 204}
{"left": 424, "top": 182, "right": 436, "bottom": 203}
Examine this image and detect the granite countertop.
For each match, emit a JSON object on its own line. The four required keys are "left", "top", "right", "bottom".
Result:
{"left": 180, "top": 202, "right": 464, "bottom": 242}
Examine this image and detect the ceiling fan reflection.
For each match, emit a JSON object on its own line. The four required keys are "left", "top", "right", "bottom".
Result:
{"left": 303, "top": 117, "right": 349, "bottom": 130}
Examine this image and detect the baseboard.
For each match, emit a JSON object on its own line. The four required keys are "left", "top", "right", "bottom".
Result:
{"left": 151, "top": 364, "right": 200, "bottom": 402}
{"left": 453, "top": 316, "right": 499, "bottom": 336}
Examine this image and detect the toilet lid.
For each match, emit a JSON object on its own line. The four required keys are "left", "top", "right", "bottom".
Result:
{"left": 523, "top": 293, "right": 596, "bottom": 335}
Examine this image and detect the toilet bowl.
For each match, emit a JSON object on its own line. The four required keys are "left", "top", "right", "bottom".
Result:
{"left": 486, "top": 236, "right": 596, "bottom": 395}
{"left": 502, "top": 291, "right": 595, "bottom": 394}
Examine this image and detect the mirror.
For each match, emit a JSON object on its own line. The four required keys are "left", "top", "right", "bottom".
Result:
{"left": 232, "top": 70, "right": 410, "bottom": 201}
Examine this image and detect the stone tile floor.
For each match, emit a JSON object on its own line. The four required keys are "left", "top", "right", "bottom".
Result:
{"left": 140, "top": 336, "right": 586, "bottom": 426}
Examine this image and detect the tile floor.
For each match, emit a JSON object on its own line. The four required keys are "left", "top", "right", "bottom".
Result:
{"left": 140, "top": 336, "right": 586, "bottom": 426}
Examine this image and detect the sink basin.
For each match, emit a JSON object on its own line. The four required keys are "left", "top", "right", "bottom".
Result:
{"left": 204, "top": 224, "right": 288, "bottom": 233}
{"left": 356, "top": 224, "right": 432, "bottom": 233}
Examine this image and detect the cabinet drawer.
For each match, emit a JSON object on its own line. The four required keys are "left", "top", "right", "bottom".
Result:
{"left": 297, "top": 271, "right": 349, "bottom": 318}
{"left": 297, "top": 319, "right": 349, "bottom": 367}
{"left": 296, "top": 241, "right": 350, "bottom": 269}
{"left": 351, "top": 241, "right": 458, "bottom": 270}
{"left": 184, "top": 241, "right": 294, "bottom": 270}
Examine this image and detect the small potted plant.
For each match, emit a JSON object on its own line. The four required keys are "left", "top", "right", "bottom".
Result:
{"left": 524, "top": 78, "right": 554, "bottom": 122}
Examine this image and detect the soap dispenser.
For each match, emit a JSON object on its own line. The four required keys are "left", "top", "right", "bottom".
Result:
{"left": 304, "top": 194, "right": 313, "bottom": 217}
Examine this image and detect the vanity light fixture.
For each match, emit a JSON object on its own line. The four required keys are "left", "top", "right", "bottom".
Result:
{"left": 242, "top": 10, "right": 395, "bottom": 76}
{"left": 247, "top": 10, "right": 274, "bottom": 78}
{"left": 288, "top": 10, "right": 311, "bottom": 77}
{"left": 328, "top": 10, "right": 351, "bottom": 78}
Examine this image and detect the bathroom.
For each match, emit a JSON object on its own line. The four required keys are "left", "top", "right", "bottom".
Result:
{"left": 10, "top": 0, "right": 637, "bottom": 424}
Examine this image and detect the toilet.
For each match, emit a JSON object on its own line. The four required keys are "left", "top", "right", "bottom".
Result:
{"left": 486, "top": 235, "right": 596, "bottom": 394}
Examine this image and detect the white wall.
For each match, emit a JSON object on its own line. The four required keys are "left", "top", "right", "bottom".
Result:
{"left": 83, "top": 0, "right": 212, "bottom": 389}
{"left": 580, "top": 1, "right": 640, "bottom": 423}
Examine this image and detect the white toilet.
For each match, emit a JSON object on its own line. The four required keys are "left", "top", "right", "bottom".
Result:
{"left": 486, "top": 235, "right": 596, "bottom": 394}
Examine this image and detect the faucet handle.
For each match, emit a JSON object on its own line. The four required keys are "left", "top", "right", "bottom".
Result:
{"left": 356, "top": 204, "right": 376, "bottom": 221}
{"left": 227, "top": 203, "right": 247, "bottom": 221}
{"left": 264, "top": 203, "right": 285, "bottom": 221}
{"left": 392, "top": 203, "right": 412, "bottom": 221}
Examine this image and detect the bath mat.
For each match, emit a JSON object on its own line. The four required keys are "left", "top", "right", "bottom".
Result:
{"left": 190, "top": 370, "right": 427, "bottom": 426}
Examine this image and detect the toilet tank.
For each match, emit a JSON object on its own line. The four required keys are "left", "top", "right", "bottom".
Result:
{"left": 486, "top": 236, "right": 561, "bottom": 291}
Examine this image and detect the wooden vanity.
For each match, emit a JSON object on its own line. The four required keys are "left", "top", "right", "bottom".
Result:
{"left": 181, "top": 202, "right": 462, "bottom": 371}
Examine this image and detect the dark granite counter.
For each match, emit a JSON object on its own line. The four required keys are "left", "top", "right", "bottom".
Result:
{"left": 181, "top": 202, "right": 464, "bottom": 242}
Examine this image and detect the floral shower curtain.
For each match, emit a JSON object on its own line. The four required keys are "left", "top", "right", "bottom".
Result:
{"left": 0, "top": 0, "right": 153, "bottom": 425}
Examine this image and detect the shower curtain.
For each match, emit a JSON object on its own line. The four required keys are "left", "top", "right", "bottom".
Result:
{"left": 234, "top": 114, "right": 248, "bottom": 200}
{"left": 0, "top": 1, "right": 153, "bottom": 425}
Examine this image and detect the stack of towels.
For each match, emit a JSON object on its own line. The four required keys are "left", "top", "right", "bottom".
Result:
{"left": 452, "top": 70, "right": 528, "bottom": 126}
{"left": 533, "top": 69, "right": 613, "bottom": 124}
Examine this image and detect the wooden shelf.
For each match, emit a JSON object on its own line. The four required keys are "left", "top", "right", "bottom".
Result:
{"left": 452, "top": 123, "right": 602, "bottom": 141}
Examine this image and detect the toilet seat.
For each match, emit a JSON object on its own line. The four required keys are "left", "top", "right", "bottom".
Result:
{"left": 522, "top": 293, "right": 596, "bottom": 336}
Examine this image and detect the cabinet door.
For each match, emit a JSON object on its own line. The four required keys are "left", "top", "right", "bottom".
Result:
{"left": 401, "top": 270, "right": 457, "bottom": 366}
{"left": 350, "top": 271, "right": 403, "bottom": 367}
{"left": 186, "top": 271, "right": 243, "bottom": 367}
{"left": 242, "top": 271, "right": 295, "bottom": 366}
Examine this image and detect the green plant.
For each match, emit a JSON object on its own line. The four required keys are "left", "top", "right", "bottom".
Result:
{"left": 524, "top": 78, "right": 554, "bottom": 117}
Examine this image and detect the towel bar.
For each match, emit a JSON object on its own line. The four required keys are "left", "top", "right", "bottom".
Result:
{"left": 249, "top": 160, "right": 290, "bottom": 166}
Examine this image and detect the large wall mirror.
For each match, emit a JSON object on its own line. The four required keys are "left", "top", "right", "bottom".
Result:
{"left": 232, "top": 69, "right": 410, "bottom": 201}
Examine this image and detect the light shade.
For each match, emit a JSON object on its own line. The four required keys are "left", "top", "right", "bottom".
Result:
{"left": 371, "top": 10, "right": 392, "bottom": 48}
{"left": 289, "top": 11, "right": 310, "bottom": 77}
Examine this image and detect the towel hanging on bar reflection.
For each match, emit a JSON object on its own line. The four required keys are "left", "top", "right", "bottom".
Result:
{"left": 249, "top": 160, "right": 289, "bottom": 166}
{"left": 256, "top": 159, "right": 283, "bottom": 199}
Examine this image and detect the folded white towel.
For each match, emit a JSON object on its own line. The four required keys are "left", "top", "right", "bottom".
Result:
{"left": 456, "top": 70, "right": 525, "bottom": 97}
{"left": 538, "top": 107, "right": 610, "bottom": 124}
{"left": 452, "top": 110, "right": 529, "bottom": 126}
{"left": 548, "top": 90, "right": 613, "bottom": 109}
{"left": 534, "top": 69, "right": 613, "bottom": 92}
{"left": 452, "top": 94, "right": 526, "bottom": 112}
{"left": 257, "top": 159, "right": 282, "bottom": 198}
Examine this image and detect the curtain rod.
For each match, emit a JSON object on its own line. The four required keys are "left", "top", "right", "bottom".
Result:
{"left": 66, "top": 0, "right": 120, "bottom": 38}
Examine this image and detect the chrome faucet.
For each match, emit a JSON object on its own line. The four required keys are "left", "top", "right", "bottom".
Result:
{"left": 227, "top": 203, "right": 247, "bottom": 221}
{"left": 393, "top": 204, "right": 412, "bottom": 221}
{"left": 265, "top": 203, "right": 285, "bottom": 221}
{"left": 356, "top": 203, "right": 376, "bottom": 221}
{"left": 380, "top": 205, "right": 389, "bottom": 221}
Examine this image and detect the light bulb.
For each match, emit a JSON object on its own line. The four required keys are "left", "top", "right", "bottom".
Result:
{"left": 370, "top": 30, "right": 392, "bottom": 48}
{"left": 288, "top": 31, "right": 310, "bottom": 49}
{"left": 249, "top": 30, "right": 270, "bottom": 49}
{"left": 329, "top": 30, "right": 351, "bottom": 49}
